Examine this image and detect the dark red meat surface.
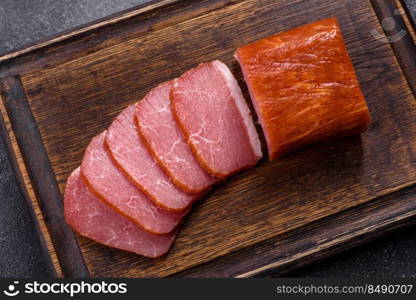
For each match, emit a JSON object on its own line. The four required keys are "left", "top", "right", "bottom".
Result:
{"left": 136, "top": 81, "right": 216, "bottom": 194}
{"left": 106, "top": 104, "right": 198, "bottom": 211}
{"left": 171, "top": 60, "right": 262, "bottom": 178}
{"left": 81, "top": 131, "right": 187, "bottom": 235}
{"left": 235, "top": 18, "right": 371, "bottom": 160}
{"left": 64, "top": 168, "right": 177, "bottom": 258}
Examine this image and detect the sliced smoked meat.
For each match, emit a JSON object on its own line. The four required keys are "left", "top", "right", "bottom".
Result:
{"left": 171, "top": 60, "right": 262, "bottom": 178}
{"left": 106, "top": 104, "right": 198, "bottom": 211}
{"left": 65, "top": 168, "right": 177, "bottom": 258}
{"left": 81, "top": 131, "right": 187, "bottom": 235}
{"left": 136, "top": 81, "right": 216, "bottom": 194}
{"left": 235, "top": 18, "right": 371, "bottom": 160}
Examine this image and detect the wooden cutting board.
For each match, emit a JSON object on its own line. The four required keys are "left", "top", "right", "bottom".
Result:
{"left": 1, "top": 0, "right": 416, "bottom": 278}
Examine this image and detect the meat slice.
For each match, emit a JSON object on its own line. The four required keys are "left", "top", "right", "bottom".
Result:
{"left": 136, "top": 81, "right": 216, "bottom": 194}
{"left": 65, "top": 168, "right": 177, "bottom": 258}
{"left": 171, "top": 60, "right": 262, "bottom": 178}
{"left": 106, "top": 104, "right": 198, "bottom": 211}
{"left": 235, "top": 18, "right": 371, "bottom": 160}
{"left": 81, "top": 131, "right": 188, "bottom": 235}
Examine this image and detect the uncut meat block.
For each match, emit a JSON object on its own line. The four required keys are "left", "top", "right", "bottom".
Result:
{"left": 136, "top": 81, "right": 216, "bottom": 194}
{"left": 235, "top": 18, "right": 371, "bottom": 160}
{"left": 171, "top": 60, "right": 262, "bottom": 178}
{"left": 106, "top": 104, "right": 199, "bottom": 211}
{"left": 64, "top": 168, "right": 177, "bottom": 258}
{"left": 81, "top": 131, "right": 188, "bottom": 235}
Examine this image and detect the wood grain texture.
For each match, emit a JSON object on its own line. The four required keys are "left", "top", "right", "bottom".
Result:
{"left": 0, "top": 96, "right": 60, "bottom": 277}
{"left": 397, "top": 0, "right": 416, "bottom": 43}
{"left": 0, "top": 0, "right": 177, "bottom": 64}
{"left": 175, "top": 184, "right": 416, "bottom": 277}
{"left": 0, "top": 77, "right": 88, "bottom": 278}
{"left": 0, "top": 0, "right": 416, "bottom": 277}
{"left": 371, "top": 0, "right": 416, "bottom": 96}
{"left": 402, "top": 0, "right": 416, "bottom": 32}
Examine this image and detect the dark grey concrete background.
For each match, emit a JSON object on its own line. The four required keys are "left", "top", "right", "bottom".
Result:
{"left": 406, "top": 0, "right": 416, "bottom": 23}
{"left": 0, "top": 0, "right": 415, "bottom": 278}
